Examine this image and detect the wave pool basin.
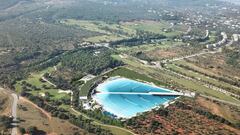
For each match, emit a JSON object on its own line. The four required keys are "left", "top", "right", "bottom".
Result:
{"left": 93, "top": 78, "right": 179, "bottom": 118}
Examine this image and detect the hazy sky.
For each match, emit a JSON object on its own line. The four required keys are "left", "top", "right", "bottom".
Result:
{"left": 220, "top": 0, "right": 240, "bottom": 4}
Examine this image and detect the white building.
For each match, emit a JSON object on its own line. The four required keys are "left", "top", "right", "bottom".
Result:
{"left": 233, "top": 34, "right": 239, "bottom": 42}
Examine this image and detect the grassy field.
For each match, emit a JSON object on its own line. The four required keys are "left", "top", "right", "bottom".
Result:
{"left": 30, "top": 89, "right": 70, "bottom": 100}
{"left": 122, "top": 20, "right": 170, "bottom": 33}
{"left": 84, "top": 35, "right": 125, "bottom": 43}
{"left": 80, "top": 66, "right": 166, "bottom": 97}
{"left": 61, "top": 19, "right": 187, "bottom": 43}
{"left": 61, "top": 19, "right": 135, "bottom": 43}
{"left": 116, "top": 41, "right": 184, "bottom": 53}
{"left": 105, "top": 67, "right": 166, "bottom": 86}
{"left": 62, "top": 19, "right": 110, "bottom": 34}
{"left": 15, "top": 67, "right": 55, "bottom": 92}
{"left": 80, "top": 76, "right": 101, "bottom": 97}
{"left": 121, "top": 20, "right": 187, "bottom": 37}
{"left": 15, "top": 67, "right": 70, "bottom": 101}
{"left": 61, "top": 19, "right": 135, "bottom": 35}
{"left": 100, "top": 125, "right": 133, "bottom": 135}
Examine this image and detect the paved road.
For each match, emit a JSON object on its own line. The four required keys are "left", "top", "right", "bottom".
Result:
{"left": 11, "top": 93, "right": 18, "bottom": 135}
{"left": 41, "top": 76, "right": 57, "bottom": 87}
{"left": 167, "top": 51, "right": 217, "bottom": 62}
{"left": 0, "top": 87, "right": 18, "bottom": 135}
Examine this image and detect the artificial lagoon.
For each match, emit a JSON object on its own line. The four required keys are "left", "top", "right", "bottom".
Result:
{"left": 93, "top": 78, "right": 180, "bottom": 118}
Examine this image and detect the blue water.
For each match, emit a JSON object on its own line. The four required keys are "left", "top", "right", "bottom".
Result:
{"left": 93, "top": 78, "right": 178, "bottom": 118}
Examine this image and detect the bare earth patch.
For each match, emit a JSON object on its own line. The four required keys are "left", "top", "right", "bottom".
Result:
{"left": 196, "top": 97, "right": 240, "bottom": 124}
{"left": 196, "top": 97, "right": 224, "bottom": 117}
{"left": 18, "top": 97, "right": 86, "bottom": 135}
{"left": 0, "top": 88, "right": 12, "bottom": 116}
{"left": 147, "top": 49, "right": 178, "bottom": 59}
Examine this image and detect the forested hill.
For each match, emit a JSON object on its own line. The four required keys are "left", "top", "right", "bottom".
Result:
{"left": 0, "top": 0, "right": 227, "bottom": 23}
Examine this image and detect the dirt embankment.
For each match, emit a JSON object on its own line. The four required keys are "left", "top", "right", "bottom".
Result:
{"left": 18, "top": 97, "right": 86, "bottom": 135}
{"left": 0, "top": 88, "right": 12, "bottom": 116}
{"left": 197, "top": 97, "right": 225, "bottom": 117}
{"left": 197, "top": 97, "right": 240, "bottom": 127}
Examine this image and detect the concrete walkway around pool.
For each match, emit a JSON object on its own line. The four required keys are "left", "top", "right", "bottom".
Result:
{"left": 96, "top": 91, "right": 183, "bottom": 96}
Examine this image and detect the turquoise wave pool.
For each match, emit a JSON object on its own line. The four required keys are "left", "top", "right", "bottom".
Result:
{"left": 93, "top": 78, "right": 178, "bottom": 118}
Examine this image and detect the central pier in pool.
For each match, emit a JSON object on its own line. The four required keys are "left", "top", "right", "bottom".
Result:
{"left": 92, "top": 77, "right": 181, "bottom": 118}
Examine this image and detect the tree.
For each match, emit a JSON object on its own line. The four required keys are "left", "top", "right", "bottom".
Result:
{"left": 19, "top": 127, "right": 26, "bottom": 134}
{"left": 27, "top": 126, "right": 38, "bottom": 135}
{"left": 148, "top": 120, "right": 162, "bottom": 132}
{"left": 0, "top": 116, "right": 12, "bottom": 129}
